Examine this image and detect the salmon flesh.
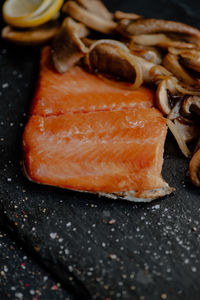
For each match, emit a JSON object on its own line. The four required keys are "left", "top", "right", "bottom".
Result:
{"left": 23, "top": 47, "right": 173, "bottom": 202}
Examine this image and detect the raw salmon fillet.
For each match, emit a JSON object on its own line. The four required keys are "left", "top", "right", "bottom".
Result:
{"left": 23, "top": 47, "right": 172, "bottom": 202}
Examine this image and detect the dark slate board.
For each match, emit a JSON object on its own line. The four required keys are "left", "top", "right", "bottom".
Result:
{"left": 0, "top": 229, "right": 74, "bottom": 300}
{"left": 0, "top": 0, "right": 200, "bottom": 299}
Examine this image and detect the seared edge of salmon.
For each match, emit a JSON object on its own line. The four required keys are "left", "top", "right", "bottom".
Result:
{"left": 23, "top": 160, "right": 173, "bottom": 202}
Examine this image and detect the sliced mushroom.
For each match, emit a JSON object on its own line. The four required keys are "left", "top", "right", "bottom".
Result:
{"left": 155, "top": 79, "right": 172, "bottom": 115}
{"left": 119, "top": 18, "right": 200, "bottom": 38}
{"left": 1, "top": 21, "right": 60, "bottom": 46}
{"left": 62, "top": 1, "right": 117, "bottom": 34}
{"left": 173, "top": 118, "right": 199, "bottom": 143}
{"left": 131, "top": 33, "right": 172, "bottom": 46}
{"left": 163, "top": 53, "right": 197, "bottom": 86}
{"left": 131, "top": 33, "right": 196, "bottom": 49}
{"left": 130, "top": 46, "right": 162, "bottom": 64}
{"left": 179, "top": 52, "right": 200, "bottom": 74}
{"left": 167, "top": 99, "right": 182, "bottom": 120}
{"left": 189, "top": 137, "right": 200, "bottom": 187}
{"left": 77, "top": 0, "right": 113, "bottom": 20}
{"left": 52, "top": 17, "right": 89, "bottom": 73}
{"left": 115, "top": 10, "right": 142, "bottom": 21}
{"left": 168, "top": 47, "right": 198, "bottom": 55}
{"left": 181, "top": 95, "right": 200, "bottom": 118}
{"left": 83, "top": 42, "right": 136, "bottom": 81}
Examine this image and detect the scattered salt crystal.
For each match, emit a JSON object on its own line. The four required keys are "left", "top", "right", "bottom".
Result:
{"left": 15, "top": 293, "right": 23, "bottom": 299}
{"left": 154, "top": 204, "right": 160, "bottom": 210}
{"left": 66, "top": 222, "right": 71, "bottom": 227}
{"left": 68, "top": 266, "right": 73, "bottom": 272}
{"left": 4, "top": 266, "right": 8, "bottom": 272}
{"left": 50, "top": 232, "right": 57, "bottom": 239}
{"left": 30, "top": 289, "right": 35, "bottom": 295}
{"left": 109, "top": 254, "right": 117, "bottom": 260}
{"left": 192, "top": 267, "right": 197, "bottom": 272}
{"left": 2, "top": 83, "right": 8, "bottom": 88}
{"left": 64, "top": 249, "right": 69, "bottom": 255}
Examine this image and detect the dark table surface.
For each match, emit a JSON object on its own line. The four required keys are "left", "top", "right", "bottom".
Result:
{"left": 0, "top": 1, "right": 200, "bottom": 300}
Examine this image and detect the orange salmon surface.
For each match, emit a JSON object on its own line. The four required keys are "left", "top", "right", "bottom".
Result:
{"left": 23, "top": 47, "right": 167, "bottom": 194}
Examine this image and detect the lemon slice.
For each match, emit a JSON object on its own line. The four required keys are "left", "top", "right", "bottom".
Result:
{"left": 3, "top": 0, "right": 52, "bottom": 21}
{"left": 3, "top": 0, "right": 64, "bottom": 28}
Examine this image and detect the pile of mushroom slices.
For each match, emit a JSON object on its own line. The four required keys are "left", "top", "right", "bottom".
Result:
{"left": 52, "top": 1, "right": 200, "bottom": 187}
{"left": 53, "top": 1, "right": 200, "bottom": 185}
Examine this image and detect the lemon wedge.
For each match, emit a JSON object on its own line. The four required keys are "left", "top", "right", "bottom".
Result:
{"left": 3, "top": 0, "right": 64, "bottom": 28}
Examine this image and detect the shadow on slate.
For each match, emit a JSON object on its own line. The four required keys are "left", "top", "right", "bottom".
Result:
{"left": 0, "top": 0, "right": 200, "bottom": 299}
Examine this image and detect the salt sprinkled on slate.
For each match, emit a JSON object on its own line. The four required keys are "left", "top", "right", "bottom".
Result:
{"left": 0, "top": 230, "right": 74, "bottom": 299}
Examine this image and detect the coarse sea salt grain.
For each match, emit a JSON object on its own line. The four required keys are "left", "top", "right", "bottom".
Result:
{"left": 50, "top": 232, "right": 57, "bottom": 239}
{"left": 2, "top": 83, "right": 8, "bottom": 88}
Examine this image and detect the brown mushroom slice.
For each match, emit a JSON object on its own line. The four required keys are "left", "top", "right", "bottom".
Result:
{"left": 119, "top": 18, "right": 200, "bottom": 38}
{"left": 167, "top": 99, "right": 182, "bottom": 120}
{"left": 62, "top": 1, "right": 117, "bottom": 34}
{"left": 131, "top": 34, "right": 197, "bottom": 50}
{"left": 179, "top": 52, "right": 200, "bottom": 74}
{"left": 1, "top": 21, "right": 59, "bottom": 46}
{"left": 115, "top": 10, "right": 142, "bottom": 20}
{"left": 77, "top": 0, "right": 113, "bottom": 20}
{"left": 184, "top": 35, "right": 200, "bottom": 48}
{"left": 131, "top": 33, "right": 172, "bottom": 46}
{"left": 84, "top": 43, "right": 136, "bottom": 81}
{"left": 166, "top": 119, "right": 191, "bottom": 157}
{"left": 189, "top": 146, "right": 200, "bottom": 187}
{"left": 173, "top": 118, "right": 199, "bottom": 143}
{"left": 168, "top": 47, "right": 198, "bottom": 55}
{"left": 155, "top": 79, "right": 172, "bottom": 115}
{"left": 131, "top": 47, "right": 162, "bottom": 64}
{"left": 52, "top": 17, "right": 89, "bottom": 73}
{"left": 181, "top": 95, "right": 200, "bottom": 118}
{"left": 163, "top": 53, "right": 197, "bottom": 86}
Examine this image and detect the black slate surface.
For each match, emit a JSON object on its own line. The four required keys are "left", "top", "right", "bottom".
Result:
{"left": 0, "top": 0, "right": 200, "bottom": 299}
{"left": 0, "top": 229, "right": 74, "bottom": 300}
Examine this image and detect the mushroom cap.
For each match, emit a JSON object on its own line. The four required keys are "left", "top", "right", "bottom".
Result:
{"left": 155, "top": 79, "right": 171, "bottom": 115}
{"left": 1, "top": 21, "right": 60, "bottom": 46}
{"left": 179, "top": 52, "right": 200, "bottom": 74}
{"left": 163, "top": 53, "right": 197, "bottom": 86}
{"left": 77, "top": 0, "right": 113, "bottom": 21}
{"left": 62, "top": 1, "right": 117, "bottom": 34}
{"left": 52, "top": 17, "right": 89, "bottom": 73}
{"left": 181, "top": 95, "right": 200, "bottom": 118}
{"left": 119, "top": 18, "right": 200, "bottom": 38}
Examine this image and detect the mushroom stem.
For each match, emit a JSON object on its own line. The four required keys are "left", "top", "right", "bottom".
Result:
{"left": 115, "top": 10, "right": 142, "bottom": 21}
